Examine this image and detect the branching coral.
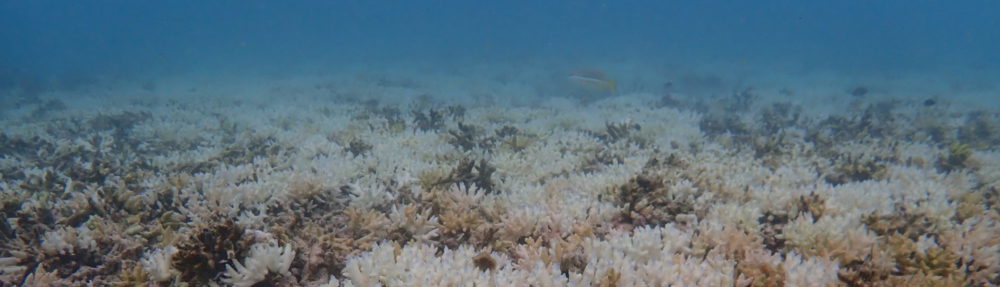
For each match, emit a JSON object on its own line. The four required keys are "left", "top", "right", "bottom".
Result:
{"left": 172, "top": 220, "right": 252, "bottom": 285}
{"left": 447, "top": 122, "right": 495, "bottom": 151}
{"left": 412, "top": 108, "right": 447, "bottom": 131}
{"left": 825, "top": 153, "right": 889, "bottom": 185}
{"left": 2, "top": 70, "right": 998, "bottom": 286}
{"left": 612, "top": 157, "right": 702, "bottom": 228}
{"left": 429, "top": 158, "right": 497, "bottom": 194}
{"left": 140, "top": 245, "right": 176, "bottom": 283}
{"left": 222, "top": 242, "right": 295, "bottom": 287}
{"left": 938, "top": 142, "right": 974, "bottom": 173}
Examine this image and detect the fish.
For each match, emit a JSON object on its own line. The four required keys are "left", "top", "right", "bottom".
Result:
{"left": 567, "top": 69, "right": 617, "bottom": 94}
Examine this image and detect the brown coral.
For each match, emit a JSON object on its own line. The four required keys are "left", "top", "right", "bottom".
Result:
{"left": 614, "top": 168, "right": 695, "bottom": 227}
{"left": 431, "top": 158, "right": 497, "bottom": 194}
{"left": 172, "top": 220, "right": 252, "bottom": 285}
{"left": 937, "top": 142, "right": 974, "bottom": 173}
{"left": 825, "top": 154, "right": 889, "bottom": 185}
{"left": 862, "top": 208, "right": 935, "bottom": 240}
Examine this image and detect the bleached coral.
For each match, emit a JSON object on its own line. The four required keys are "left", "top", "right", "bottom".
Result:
{"left": 346, "top": 176, "right": 397, "bottom": 210}
{"left": 939, "top": 215, "right": 1000, "bottom": 285}
{"left": 338, "top": 226, "right": 735, "bottom": 287}
{"left": 0, "top": 257, "right": 27, "bottom": 284}
{"left": 20, "top": 265, "right": 60, "bottom": 286}
{"left": 2, "top": 64, "right": 998, "bottom": 286}
{"left": 316, "top": 275, "right": 347, "bottom": 287}
{"left": 40, "top": 229, "right": 75, "bottom": 256}
{"left": 783, "top": 213, "right": 875, "bottom": 263}
{"left": 223, "top": 243, "right": 296, "bottom": 287}
{"left": 339, "top": 242, "right": 563, "bottom": 286}
{"left": 387, "top": 204, "right": 440, "bottom": 244}
{"left": 40, "top": 225, "right": 97, "bottom": 256}
{"left": 140, "top": 245, "right": 178, "bottom": 282}
{"left": 782, "top": 252, "right": 840, "bottom": 287}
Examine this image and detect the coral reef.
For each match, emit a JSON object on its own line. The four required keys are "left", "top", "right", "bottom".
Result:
{"left": 1, "top": 69, "right": 998, "bottom": 286}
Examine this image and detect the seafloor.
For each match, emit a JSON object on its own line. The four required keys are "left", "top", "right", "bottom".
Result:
{"left": 0, "top": 63, "right": 998, "bottom": 286}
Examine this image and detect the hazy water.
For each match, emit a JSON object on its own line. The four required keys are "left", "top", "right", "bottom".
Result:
{"left": 2, "top": 0, "right": 999, "bottom": 86}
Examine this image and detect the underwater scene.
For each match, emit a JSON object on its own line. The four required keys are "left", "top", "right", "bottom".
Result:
{"left": 1, "top": 1, "right": 999, "bottom": 286}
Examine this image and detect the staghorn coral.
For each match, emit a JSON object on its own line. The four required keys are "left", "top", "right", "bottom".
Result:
{"left": 938, "top": 142, "right": 974, "bottom": 173}
{"left": 172, "top": 220, "right": 253, "bottom": 285}
{"left": 825, "top": 153, "right": 889, "bottom": 185}
{"left": 612, "top": 157, "right": 701, "bottom": 228}
{"left": 2, "top": 69, "right": 999, "bottom": 286}
{"left": 222, "top": 242, "right": 296, "bottom": 287}
{"left": 759, "top": 102, "right": 803, "bottom": 134}
{"left": 735, "top": 250, "right": 786, "bottom": 287}
{"left": 726, "top": 87, "right": 759, "bottom": 113}
{"left": 431, "top": 157, "right": 497, "bottom": 194}
{"left": 699, "top": 112, "right": 750, "bottom": 139}
{"left": 111, "top": 263, "right": 149, "bottom": 287}
{"left": 425, "top": 185, "right": 503, "bottom": 249}
{"left": 412, "top": 108, "right": 447, "bottom": 131}
{"left": 139, "top": 245, "right": 176, "bottom": 283}
{"left": 958, "top": 111, "right": 1000, "bottom": 149}
{"left": 579, "top": 147, "right": 625, "bottom": 173}
{"left": 343, "top": 138, "right": 373, "bottom": 157}
{"left": 494, "top": 125, "right": 537, "bottom": 152}
{"left": 598, "top": 120, "right": 642, "bottom": 145}
{"left": 863, "top": 206, "right": 936, "bottom": 240}
{"left": 447, "top": 122, "right": 495, "bottom": 151}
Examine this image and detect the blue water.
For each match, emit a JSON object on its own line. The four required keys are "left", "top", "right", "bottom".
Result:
{"left": 3, "top": 0, "right": 998, "bottom": 79}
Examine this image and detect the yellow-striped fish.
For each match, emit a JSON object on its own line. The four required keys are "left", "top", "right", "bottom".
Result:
{"left": 567, "top": 69, "right": 616, "bottom": 94}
